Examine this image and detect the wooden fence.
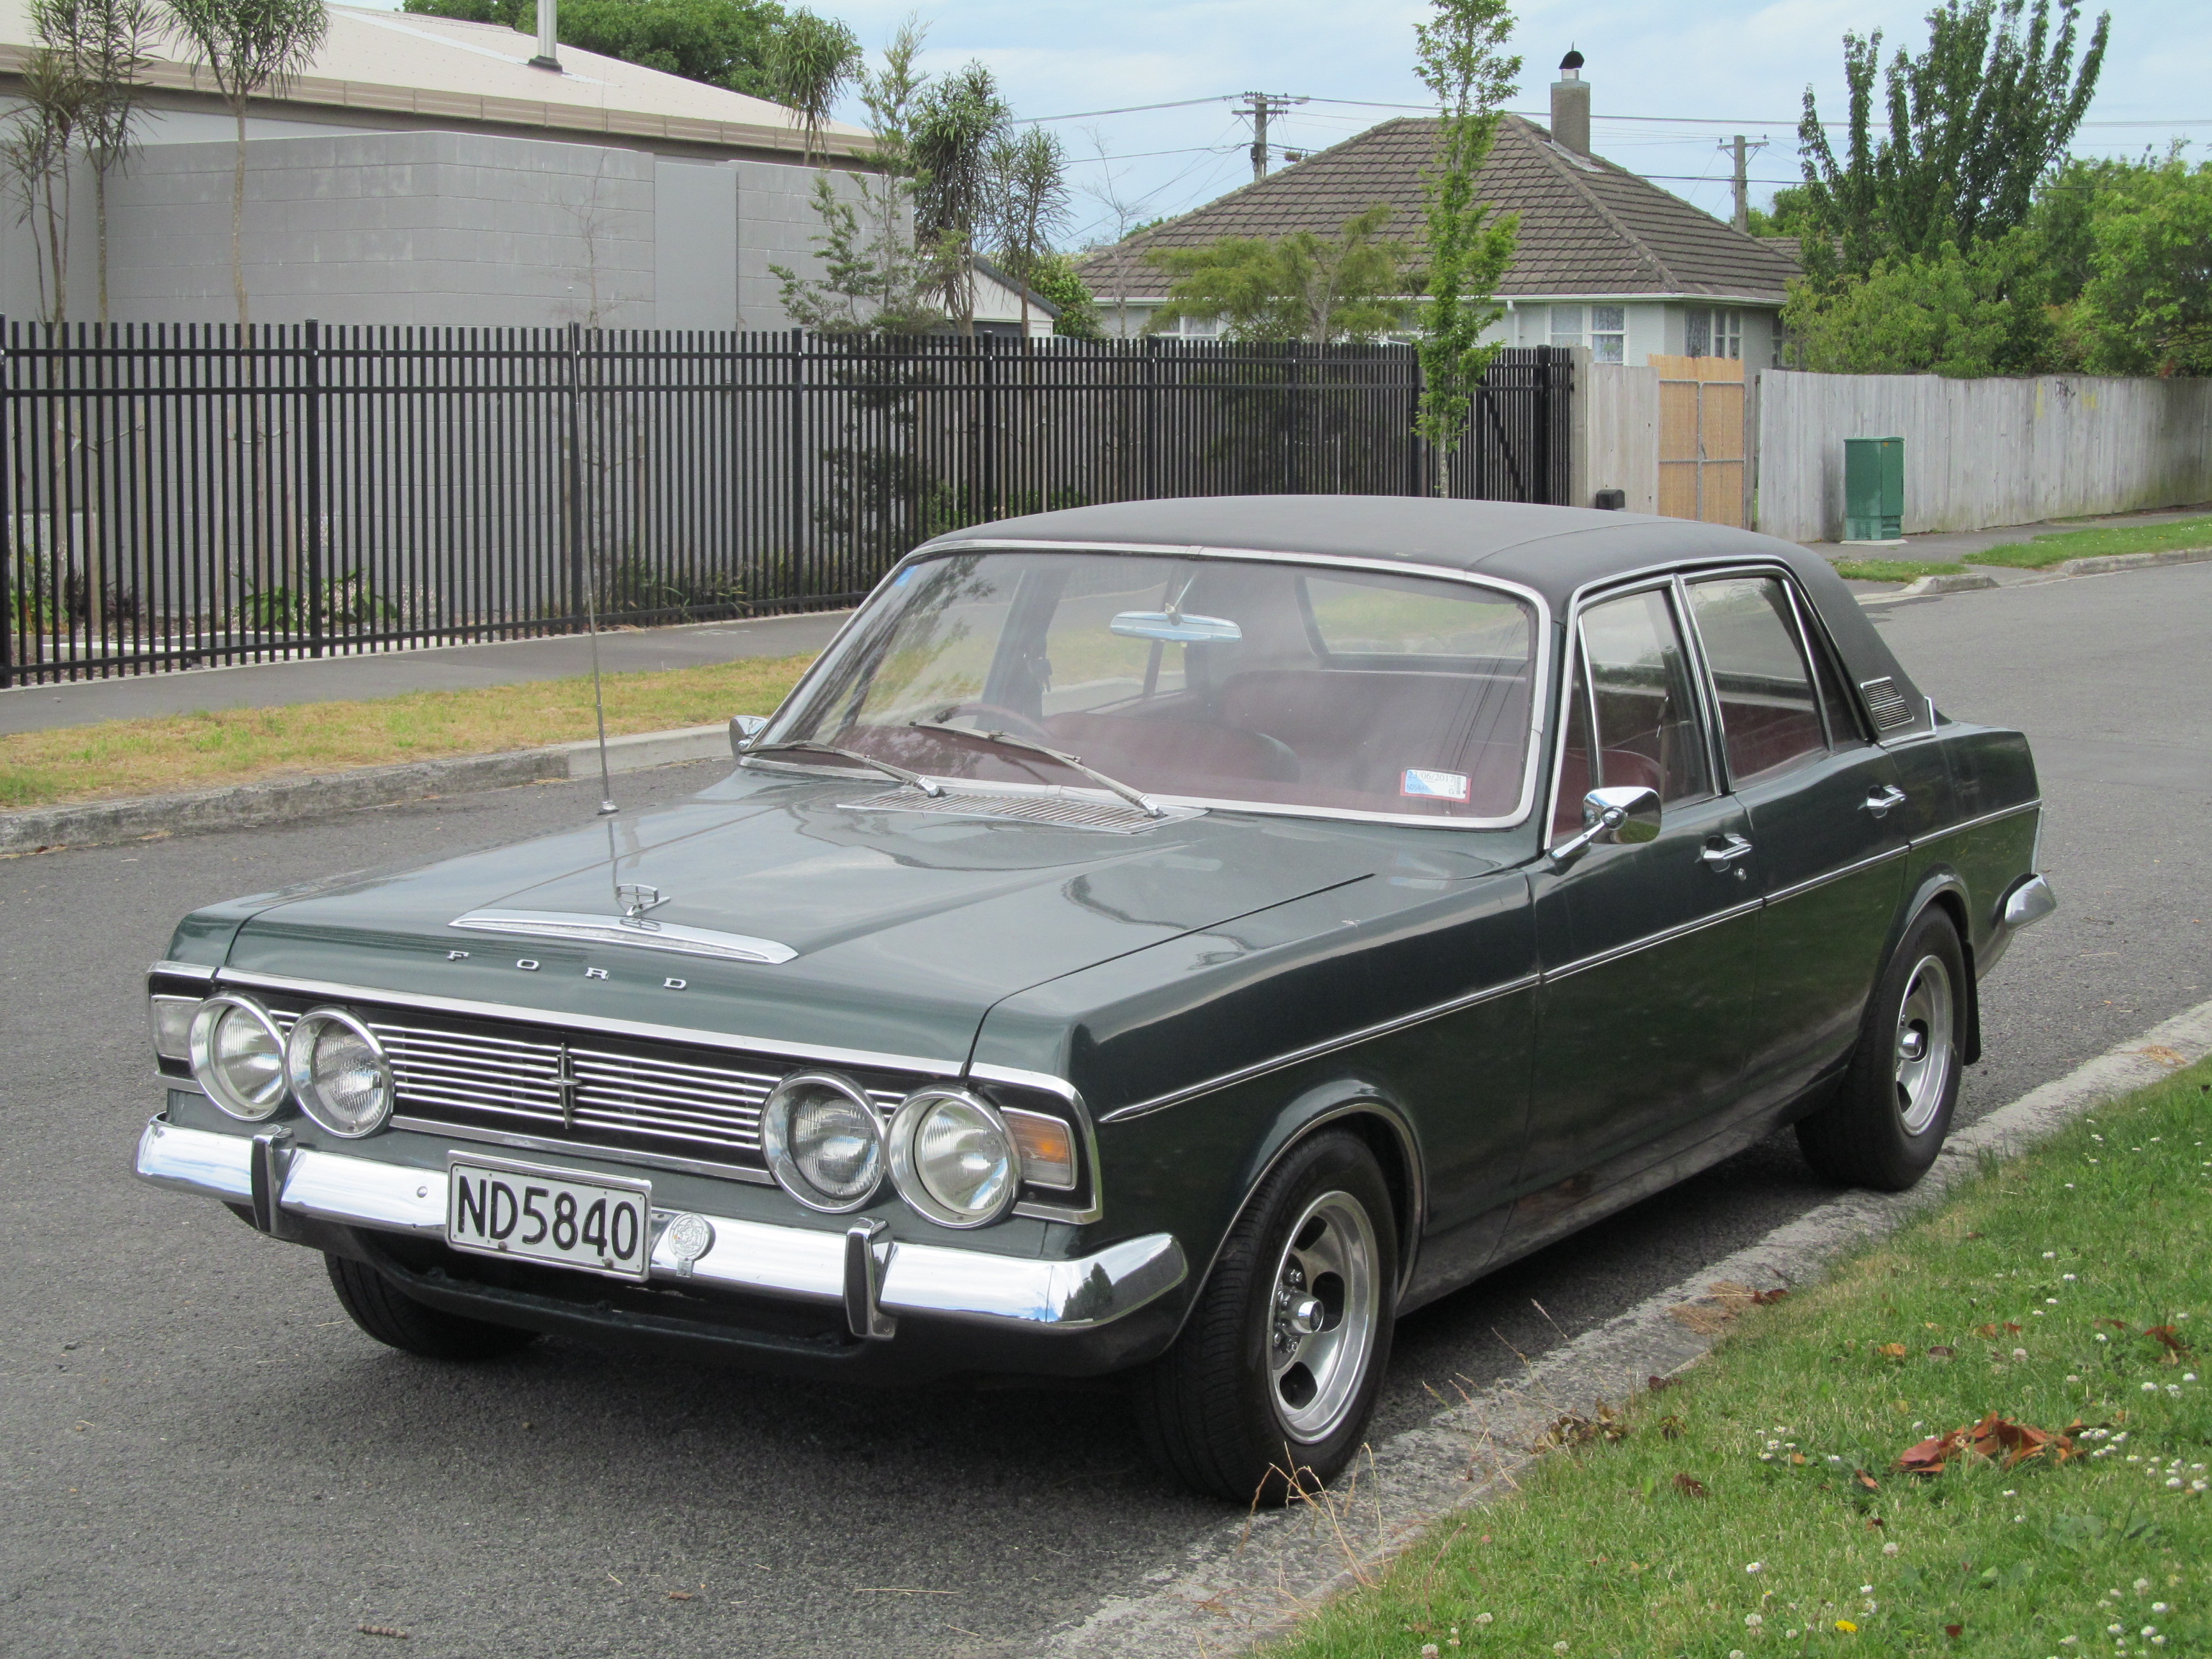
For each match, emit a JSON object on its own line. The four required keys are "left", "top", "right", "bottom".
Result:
{"left": 1755, "top": 370, "right": 2212, "bottom": 542}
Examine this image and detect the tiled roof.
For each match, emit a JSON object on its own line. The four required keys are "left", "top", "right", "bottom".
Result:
{"left": 1077, "top": 115, "right": 1800, "bottom": 306}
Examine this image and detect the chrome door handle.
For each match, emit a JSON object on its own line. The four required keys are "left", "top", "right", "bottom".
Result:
{"left": 1863, "top": 785, "right": 1907, "bottom": 818}
{"left": 1700, "top": 833, "right": 1753, "bottom": 870}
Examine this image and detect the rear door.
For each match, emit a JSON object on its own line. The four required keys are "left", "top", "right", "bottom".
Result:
{"left": 1682, "top": 571, "right": 1907, "bottom": 1116}
{"left": 1518, "top": 580, "right": 1759, "bottom": 1211}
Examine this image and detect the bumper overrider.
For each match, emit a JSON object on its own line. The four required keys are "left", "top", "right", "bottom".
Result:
{"left": 137, "top": 1118, "right": 1189, "bottom": 1380}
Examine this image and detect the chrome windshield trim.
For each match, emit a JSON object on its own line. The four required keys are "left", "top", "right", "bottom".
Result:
{"left": 210, "top": 968, "right": 967, "bottom": 1079}
{"left": 134, "top": 1117, "right": 1184, "bottom": 1332}
{"left": 449, "top": 909, "right": 798, "bottom": 966}
{"left": 762, "top": 540, "right": 1554, "bottom": 834}
{"left": 1100, "top": 972, "right": 1541, "bottom": 1123}
{"left": 1910, "top": 798, "right": 2042, "bottom": 843}
{"left": 1763, "top": 843, "right": 1910, "bottom": 907}
{"left": 1539, "top": 895, "right": 1766, "bottom": 984}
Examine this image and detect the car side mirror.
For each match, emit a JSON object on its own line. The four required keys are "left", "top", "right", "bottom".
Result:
{"left": 729, "top": 714, "right": 768, "bottom": 757}
{"left": 1549, "top": 784, "right": 1663, "bottom": 871}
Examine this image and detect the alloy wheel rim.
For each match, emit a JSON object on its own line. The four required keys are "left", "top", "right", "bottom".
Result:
{"left": 1266, "top": 1190, "right": 1380, "bottom": 1443}
{"left": 1893, "top": 953, "right": 1955, "bottom": 1136}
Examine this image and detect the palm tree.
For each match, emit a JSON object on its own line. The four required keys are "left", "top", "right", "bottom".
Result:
{"left": 767, "top": 9, "right": 860, "bottom": 169}
{"left": 911, "top": 61, "right": 1010, "bottom": 336}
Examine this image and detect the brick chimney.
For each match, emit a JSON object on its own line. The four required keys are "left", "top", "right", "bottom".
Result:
{"left": 1550, "top": 48, "right": 1590, "bottom": 158}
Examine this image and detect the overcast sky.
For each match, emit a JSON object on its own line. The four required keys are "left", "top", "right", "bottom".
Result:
{"left": 353, "top": 0, "right": 2206, "bottom": 246}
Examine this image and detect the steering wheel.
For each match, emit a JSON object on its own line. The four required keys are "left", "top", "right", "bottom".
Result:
{"left": 936, "top": 702, "right": 1056, "bottom": 745}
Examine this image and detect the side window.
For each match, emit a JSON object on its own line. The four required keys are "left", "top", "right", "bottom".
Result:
{"left": 1801, "top": 610, "right": 1869, "bottom": 749}
{"left": 1575, "top": 588, "right": 1712, "bottom": 808}
{"left": 1686, "top": 576, "right": 1825, "bottom": 783}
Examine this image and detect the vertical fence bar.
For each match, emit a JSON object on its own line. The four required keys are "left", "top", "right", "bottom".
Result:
{"left": 303, "top": 318, "right": 325, "bottom": 657}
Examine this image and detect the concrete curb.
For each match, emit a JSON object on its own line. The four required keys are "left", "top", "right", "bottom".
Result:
{"left": 1042, "top": 999, "right": 2212, "bottom": 1658}
{"left": 0, "top": 723, "right": 729, "bottom": 857}
{"left": 1894, "top": 571, "right": 2000, "bottom": 597}
{"left": 2041, "top": 544, "right": 2212, "bottom": 578}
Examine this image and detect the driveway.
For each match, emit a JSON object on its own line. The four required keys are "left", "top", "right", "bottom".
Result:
{"left": 3, "top": 563, "right": 2204, "bottom": 1658}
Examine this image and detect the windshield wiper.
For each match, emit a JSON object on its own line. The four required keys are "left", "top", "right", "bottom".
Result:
{"left": 745, "top": 739, "right": 944, "bottom": 798}
{"left": 907, "top": 721, "right": 1165, "bottom": 819}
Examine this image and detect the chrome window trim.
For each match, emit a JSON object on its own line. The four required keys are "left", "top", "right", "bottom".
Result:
{"left": 1100, "top": 972, "right": 1541, "bottom": 1124}
{"left": 1763, "top": 843, "right": 1911, "bottom": 907}
{"left": 212, "top": 968, "right": 968, "bottom": 1079}
{"left": 754, "top": 539, "right": 1555, "bottom": 833}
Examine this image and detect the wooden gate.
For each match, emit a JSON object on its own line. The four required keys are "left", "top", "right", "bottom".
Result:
{"left": 1652, "top": 354, "right": 1745, "bottom": 527}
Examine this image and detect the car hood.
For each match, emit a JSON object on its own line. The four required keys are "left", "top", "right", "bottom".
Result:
{"left": 216, "top": 776, "right": 1472, "bottom": 1066}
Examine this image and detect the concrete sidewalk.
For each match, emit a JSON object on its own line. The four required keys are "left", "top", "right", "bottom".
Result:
{"left": 0, "top": 608, "right": 851, "bottom": 737}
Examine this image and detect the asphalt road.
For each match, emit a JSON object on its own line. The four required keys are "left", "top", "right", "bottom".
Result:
{"left": 4, "top": 563, "right": 2205, "bottom": 1659}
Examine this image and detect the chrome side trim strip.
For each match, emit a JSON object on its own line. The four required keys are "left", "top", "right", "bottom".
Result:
{"left": 150, "top": 959, "right": 218, "bottom": 981}
{"left": 1910, "top": 798, "right": 2041, "bottom": 844}
{"left": 132, "top": 1118, "right": 1184, "bottom": 1334}
{"left": 449, "top": 910, "right": 798, "bottom": 966}
{"left": 387, "top": 1115, "right": 778, "bottom": 1186}
{"left": 211, "top": 969, "right": 967, "bottom": 1079}
{"left": 1100, "top": 973, "right": 1540, "bottom": 1123}
{"left": 1764, "top": 844, "right": 1910, "bottom": 907}
{"left": 1540, "top": 895, "right": 1766, "bottom": 985}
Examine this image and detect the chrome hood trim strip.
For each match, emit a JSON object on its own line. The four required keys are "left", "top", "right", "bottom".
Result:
{"left": 450, "top": 909, "right": 797, "bottom": 965}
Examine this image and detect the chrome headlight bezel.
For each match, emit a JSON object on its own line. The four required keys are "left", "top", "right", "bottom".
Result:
{"left": 187, "top": 993, "right": 291, "bottom": 1122}
{"left": 888, "top": 1085, "right": 1020, "bottom": 1229}
{"left": 284, "top": 1005, "right": 395, "bottom": 1138}
{"left": 760, "top": 1070, "right": 887, "bottom": 1213}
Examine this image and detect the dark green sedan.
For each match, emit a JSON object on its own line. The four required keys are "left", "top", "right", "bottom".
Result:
{"left": 136, "top": 498, "right": 2054, "bottom": 1501}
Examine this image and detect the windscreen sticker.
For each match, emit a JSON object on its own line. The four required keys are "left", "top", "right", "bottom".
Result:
{"left": 1401, "top": 768, "right": 1470, "bottom": 802}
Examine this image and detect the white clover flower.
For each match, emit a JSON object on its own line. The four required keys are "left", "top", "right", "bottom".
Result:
{"left": 1882, "top": 1542, "right": 1900, "bottom": 1557}
{"left": 2068, "top": 1375, "right": 2083, "bottom": 1382}
{"left": 1860, "top": 1586, "right": 1874, "bottom": 1595}
{"left": 2098, "top": 1334, "right": 2110, "bottom": 1343}
{"left": 2185, "top": 1374, "right": 2199, "bottom": 1383}
{"left": 2016, "top": 1348, "right": 2031, "bottom": 1359}
{"left": 2136, "top": 1579, "right": 2153, "bottom": 1593}
{"left": 1554, "top": 1643, "right": 1570, "bottom": 1655}
{"left": 1475, "top": 1613, "right": 1493, "bottom": 1626}
{"left": 1421, "top": 1645, "right": 1439, "bottom": 1658}
{"left": 2065, "top": 1274, "right": 2078, "bottom": 1281}
{"left": 2144, "top": 1382, "right": 2160, "bottom": 1393}
{"left": 1746, "top": 1562, "right": 1764, "bottom": 1575}
{"left": 2141, "top": 1629, "right": 2157, "bottom": 1639}
{"left": 2045, "top": 1251, "right": 2058, "bottom": 1258}
{"left": 2049, "top": 1298, "right": 2062, "bottom": 1305}
{"left": 2153, "top": 1604, "right": 2169, "bottom": 1614}
{"left": 1747, "top": 1614, "right": 1764, "bottom": 1628}
{"left": 2167, "top": 1478, "right": 2184, "bottom": 1488}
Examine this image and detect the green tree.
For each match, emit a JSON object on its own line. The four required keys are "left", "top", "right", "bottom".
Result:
{"left": 770, "top": 18, "right": 948, "bottom": 334}
{"left": 989, "top": 126, "right": 1071, "bottom": 341}
{"left": 767, "top": 7, "right": 858, "bottom": 166}
{"left": 0, "top": 50, "right": 89, "bottom": 325}
{"left": 1779, "top": 231, "right": 2064, "bottom": 375}
{"left": 911, "top": 60, "right": 1010, "bottom": 335}
{"left": 1796, "top": 0, "right": 2109, "bottom": 279}
{"left": 2072, "top": 153, "right": 2212, "bottom": 377}
{"left": 164, "top": 0, "right": 331, "bottom": 325}
{"left": 403, "top": 0, "right": 790, "bottom": 99}
{"left": 1411, "top": 0, "right": 1519, "bottom": 493}
{"left": 1146, "top": 203, "right": 1416, "bottom": 344}
{"left": 1022, "top": 251, "right": 1104, "bottom": 341}
{"left": 1745, "top": 183, "right": 1817, "bottom": 239}
{"left": 31, "top": 0, "right": 160, "bottom": 323}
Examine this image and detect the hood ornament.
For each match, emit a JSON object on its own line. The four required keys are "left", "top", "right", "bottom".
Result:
{"left": 616, "top": 884, "right": 668, "bottom": 922}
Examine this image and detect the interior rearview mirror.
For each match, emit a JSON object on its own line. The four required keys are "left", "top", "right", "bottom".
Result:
{"left": 729, "top": 714, "right": 768, "bottom": 757}
{"left": 1550, "top": 783, "right": 1663, "bottom": 870}
{"left": 1108, "top": 611, "right": 1242, "bottom": 644}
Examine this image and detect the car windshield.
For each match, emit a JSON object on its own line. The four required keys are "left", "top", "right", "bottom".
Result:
{"left": 757, "top": 549, "right": 1540, "bottom": 824}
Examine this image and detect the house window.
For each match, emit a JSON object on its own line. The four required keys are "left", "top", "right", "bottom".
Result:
{"left": 1549, "top": 305, "right": 1583, "bottom": 346}
{"left": 1591, "top": 305, "right": 1626, "bottom": 364}
{"left": 1684, "top": 307, "right": 1743, "bottom": 360}
{"left": 1154, "top": 313, "right": 1220, "bottom": 338}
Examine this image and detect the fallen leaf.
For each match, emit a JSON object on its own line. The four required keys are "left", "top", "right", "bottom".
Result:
{"left": 2100, "top": 1319, "right": 2131, "bottom": 1330}
{"left": 1898, "top": 1431, "right": 1961, "bottom": 1475}
{"left": 1976, "top": 1323, "right": 2000, "bottom": 1339}
{"left": 1657, "top": 1413, "right": 1686, "bottom": 1440}
{"left": 1790, "top": 1452, "right": 1809, "bottom": 1465}
{"left": 2141, "top": 1045, "right": 2186, "bottom": 1066}
{"left": 1865, "top": 1514, "right": 1886, "bottom": 1529}
{"left": 2147, "top": 1326, "right": 2193, "bottom": 1361}
{"left": 667, "top": 1592, "right": 696, "bottom": 1601}
{"left": 1673, "top": 1472, "right": 1709, "bottom": 1498}
{"left": 1647, "top": 1375, "right": 1680, "bottom": 1393}
{"left": 1877, "top": 1343, "right": 1910, "bottom": 1359}
{"left": 1854, "top": 1468, "right": 1881, "bottom": 1492}
{"left": 358, "top": 1629, "right": 409, "bottom": 1642}
{"left": 1539, "top": 1406, "right": 1629, "bottom": 1450}
{"left": 1928, "top": 1344, "right": 1956, "bottom": 1358}
{"left": 1946, "top": 1624, "right": 1964, "bottom": 1639}
{"left": 1753, "top": 1287, "right": 1790, "bottom": 1305}
{"left": 2005, "top": 1322, "right": 2023, "bottom": 1335}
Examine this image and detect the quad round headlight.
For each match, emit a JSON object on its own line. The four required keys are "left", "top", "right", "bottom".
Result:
{"left": 284, "top": 1007, "right": 394, "bottom": 1138}
{"left": 889, "top": 1087, "right": 1018, "bottom": 1228}
{"left": 760, "top": 1071, "right": 886, "bottom": 1212}
{"left": 188, "top": 994, "right": 289, "bottom": 1122}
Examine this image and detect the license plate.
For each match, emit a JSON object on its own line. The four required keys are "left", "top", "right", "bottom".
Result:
{"left": 445, "top": 1154, "right": 652, "bottom": 1282}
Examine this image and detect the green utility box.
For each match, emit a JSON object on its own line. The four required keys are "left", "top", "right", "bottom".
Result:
{"left": 1843, "top": 436, "right": 1905, "bottom": 544}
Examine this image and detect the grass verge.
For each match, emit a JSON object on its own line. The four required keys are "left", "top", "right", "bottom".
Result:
{"left": 1268, "top": 1057, "right": 2212, "bottom": 1659}
{"left": 0, "top": 653, "right": 815, "bottom": 811}
{"left": 1832, "top": 559, "right": 1969, "bottom": 583}
{"left": 1966, "top": 516, "right": 2212, "bottom": 570}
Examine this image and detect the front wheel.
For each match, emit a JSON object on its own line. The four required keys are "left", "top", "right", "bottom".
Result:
{"left": 1136, "top": 1130, "right": 1396, "bottom": 1503}
{"left": 1796, "top": 907, "right": 1966, "bottom": 1190}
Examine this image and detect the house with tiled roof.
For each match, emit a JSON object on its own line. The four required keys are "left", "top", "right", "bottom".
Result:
{"left": 1076, "top": 58, "right": 1801, "bottom": 369}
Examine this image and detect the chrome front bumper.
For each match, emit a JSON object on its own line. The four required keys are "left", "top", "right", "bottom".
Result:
{"left": 135, "top": 1118, "right": 1185, "bottom": 1337}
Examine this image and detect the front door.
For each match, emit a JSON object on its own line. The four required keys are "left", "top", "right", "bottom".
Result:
{"left": 1516, "top": 583, "right": 1760, "bottom": 1231}
{"left": 1683, "top": 572, "right": 1908, "bottom": 1114}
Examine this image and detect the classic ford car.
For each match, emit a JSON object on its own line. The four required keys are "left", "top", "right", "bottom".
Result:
{"left": 136, "top": 498, "right": 2054, "bottom": 1501}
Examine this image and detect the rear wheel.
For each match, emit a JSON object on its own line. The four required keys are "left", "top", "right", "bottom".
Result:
{"left": 1797, "top": 907, "right": 1966, "bottom": 1190}
{"left": 1137, "top": 1130, "right": 1396, "bottom": 1503}
{"left": 325, "top": 1254, "right": 540, "bottom": 1362}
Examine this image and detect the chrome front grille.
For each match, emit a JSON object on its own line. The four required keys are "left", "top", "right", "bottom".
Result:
{"left": 275, "top": 1007, "right": 905, "bottom": 1169}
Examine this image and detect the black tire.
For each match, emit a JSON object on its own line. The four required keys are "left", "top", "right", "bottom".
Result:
{"left": 1137, "top": 1130, "right": 1397, "bottom": 1504}
{"left": 325, "top": 1254, "right": 541, "bottom": 1362}
{"left": 1796, "top": 906, "right": 1967, "bottom": 1191}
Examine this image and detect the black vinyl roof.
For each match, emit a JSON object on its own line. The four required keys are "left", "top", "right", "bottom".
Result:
{"left": 919, "top": 495, "right": 1926, "bottom": 731}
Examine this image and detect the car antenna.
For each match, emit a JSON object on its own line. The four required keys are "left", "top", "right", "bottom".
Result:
{"left": 570, "top": 322, "right": 619, "bottom": 822}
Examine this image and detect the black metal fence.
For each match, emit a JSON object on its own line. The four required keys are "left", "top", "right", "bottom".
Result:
{"left": 0, "top": 323, "right": 1572, "bottom": 685}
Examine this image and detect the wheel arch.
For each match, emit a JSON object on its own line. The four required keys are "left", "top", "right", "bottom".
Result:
{"left": 1891, "top": 869, "right": 1981, "bottom": 1066}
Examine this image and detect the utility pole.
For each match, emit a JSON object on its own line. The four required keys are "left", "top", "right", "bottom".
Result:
{"left": 1238, "top": 93, "right": 1305, "bottom": 183}
{"left": 1730, "top": 135, "right": 1748, "bottom": 233}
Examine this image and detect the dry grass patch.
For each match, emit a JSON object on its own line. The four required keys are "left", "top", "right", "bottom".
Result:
{"left": 0, "top": 653, "right": 815, "bottom": 811}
